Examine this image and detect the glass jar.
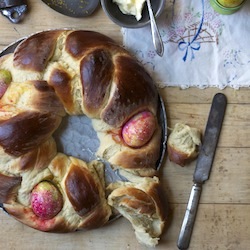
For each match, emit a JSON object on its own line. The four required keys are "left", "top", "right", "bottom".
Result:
{"left": 210, "top": 0, "right": 246, "bottom": 14}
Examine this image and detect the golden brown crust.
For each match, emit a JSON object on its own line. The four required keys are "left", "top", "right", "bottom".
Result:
{"left": 0, "top": 30, "right": 160, "bottom": 162}
{"left": 0, "top": 80, "right": 65, "bottom": 116}
{"left": 101, "top": 54, "right": 158, "bottom": 127}
{"left": 0, "top": 173, "right": 22, "bottom": 203}
{"left": 94, "top": 122, "right": 162, "bottom": 176}
{"left": 107, "top": 177, "right": 168, "bottom": 247}
{"left": 0, "top": 136, "right": 56, "bottom": 171}
{"left": 167, "top": 123, "right": 201, "bottom": 166}
{"left": 65, "top": 30, "right": 116, "bottom": 59}
{"left": 48, "top": 67, "right": 75, "bottom": 113}
{"left": 0, "top": 138, "right": 56, "bottom": 202}
{"left": 4, "top": 203, "right": 72, "bottom": 232}
{"left": 18, "top": 137, "right": 57, "bottom": 172}
{"left": 80, "top": 48, "right": 114, "bottom": 117}
{"left": 3, "top": 154, "right": 111, "bottom": 232}
{"left": 65, "top": 164, "right": 100, "bottom": 216}
{"left": 0, "top": 111, "right": 62, "bottom": 156}
{"left": 167, "top": 144, "right": 194, "bottom": 166}
{"left": 114, "top": 187, "right": 156, "bottom": 215}
{"left": 13, "top": 30, "right": 62, "bottom": 72}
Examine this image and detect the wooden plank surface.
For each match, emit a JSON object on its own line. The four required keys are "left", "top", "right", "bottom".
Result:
{"left": 0, "top": 1, "right": 250, "bottom": 249}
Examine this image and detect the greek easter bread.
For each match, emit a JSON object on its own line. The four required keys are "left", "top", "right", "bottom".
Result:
{"left": 0, "top": 30, "right": 167, "bottom": 245}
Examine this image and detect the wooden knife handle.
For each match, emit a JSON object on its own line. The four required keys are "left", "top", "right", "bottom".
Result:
{"left": 177, "top": 183, "right": 202, "bottom": 250}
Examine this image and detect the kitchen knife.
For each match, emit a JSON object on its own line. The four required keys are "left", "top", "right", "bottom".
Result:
{"left": 177, "top": 93, "right": 227, "bottom": 250}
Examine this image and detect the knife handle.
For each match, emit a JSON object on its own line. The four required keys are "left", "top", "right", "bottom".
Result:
{"left": 177, "top": 183, "right": 202, "bottom": 250}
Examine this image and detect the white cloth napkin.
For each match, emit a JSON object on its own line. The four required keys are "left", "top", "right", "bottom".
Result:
{"left": 122, "top": 0, "right": 250, "bottom": 89}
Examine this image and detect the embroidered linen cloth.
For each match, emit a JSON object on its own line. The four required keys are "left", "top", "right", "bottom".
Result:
{"left": 122, "top": 0, "right": 250, "bottom": 89}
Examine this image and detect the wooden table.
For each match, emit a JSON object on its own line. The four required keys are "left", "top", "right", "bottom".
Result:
{"left": 0, "top": 1, "right": 249, "bottom": 249}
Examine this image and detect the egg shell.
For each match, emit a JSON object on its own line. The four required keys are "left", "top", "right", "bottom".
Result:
{"left": 31, "top": 181, "right": 63, "bottom": 220}
{"left": 122, "top": 111, "right": 156, "bottom": 148}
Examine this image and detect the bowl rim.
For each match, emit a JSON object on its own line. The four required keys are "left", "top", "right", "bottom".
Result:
{"left": 101, "top": 0, "right": 166, "bottom": 29}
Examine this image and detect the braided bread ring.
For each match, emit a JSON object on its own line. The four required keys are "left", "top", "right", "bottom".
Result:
{"left": 0, "top": 30, "right": 165, "bottom": 237}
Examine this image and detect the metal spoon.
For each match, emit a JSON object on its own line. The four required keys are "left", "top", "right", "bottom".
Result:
{"left": 146, "top": 0, "right": 164, "bottom": 57}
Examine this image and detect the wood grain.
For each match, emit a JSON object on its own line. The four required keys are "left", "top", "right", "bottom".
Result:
{"left": 0, "top": 1, "right": 249, "bottom": 249}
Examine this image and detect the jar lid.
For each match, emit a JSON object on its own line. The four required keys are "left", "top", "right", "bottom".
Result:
{"left": 210, "top": 0, "right": 246, "bottom": 15}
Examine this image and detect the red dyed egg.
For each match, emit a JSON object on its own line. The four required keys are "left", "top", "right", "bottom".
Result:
{"left": 0, "top": 69, "right": 12, "bottom": 98}
{"left": 31, "top": 181, "right": 63, "bottom": 220}
{"left": 122, "top": 111, "right": 156, "bottom": 148}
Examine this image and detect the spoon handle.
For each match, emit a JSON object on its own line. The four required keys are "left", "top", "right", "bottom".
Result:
{"left": 146, "top": 0, "right": 164, "bottom": 57}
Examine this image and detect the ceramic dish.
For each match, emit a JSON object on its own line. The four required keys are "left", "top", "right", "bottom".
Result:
{"left": 42, "top": 0, "right": 100, "bottom": 17}
{"left": 101, "top": 0, "right": 165, "bottom": 28}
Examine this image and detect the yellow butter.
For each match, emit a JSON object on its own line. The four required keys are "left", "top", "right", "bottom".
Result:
{"left": 113, "top": 0, "right": 146, "bottom": 21}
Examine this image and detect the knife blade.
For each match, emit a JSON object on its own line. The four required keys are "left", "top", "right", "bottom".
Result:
{"left": 177, "top": 93, "right": 227, "bottom": 250}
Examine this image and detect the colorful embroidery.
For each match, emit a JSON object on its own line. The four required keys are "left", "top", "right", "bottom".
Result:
{"left": 133, "top": 0, "right": 225, "bottom": 64}
{"left": 164, "top": 0, "right": 224, "bottom": 61}
{"left": 122, "top": 0, "right": 250, "bottom": 89}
